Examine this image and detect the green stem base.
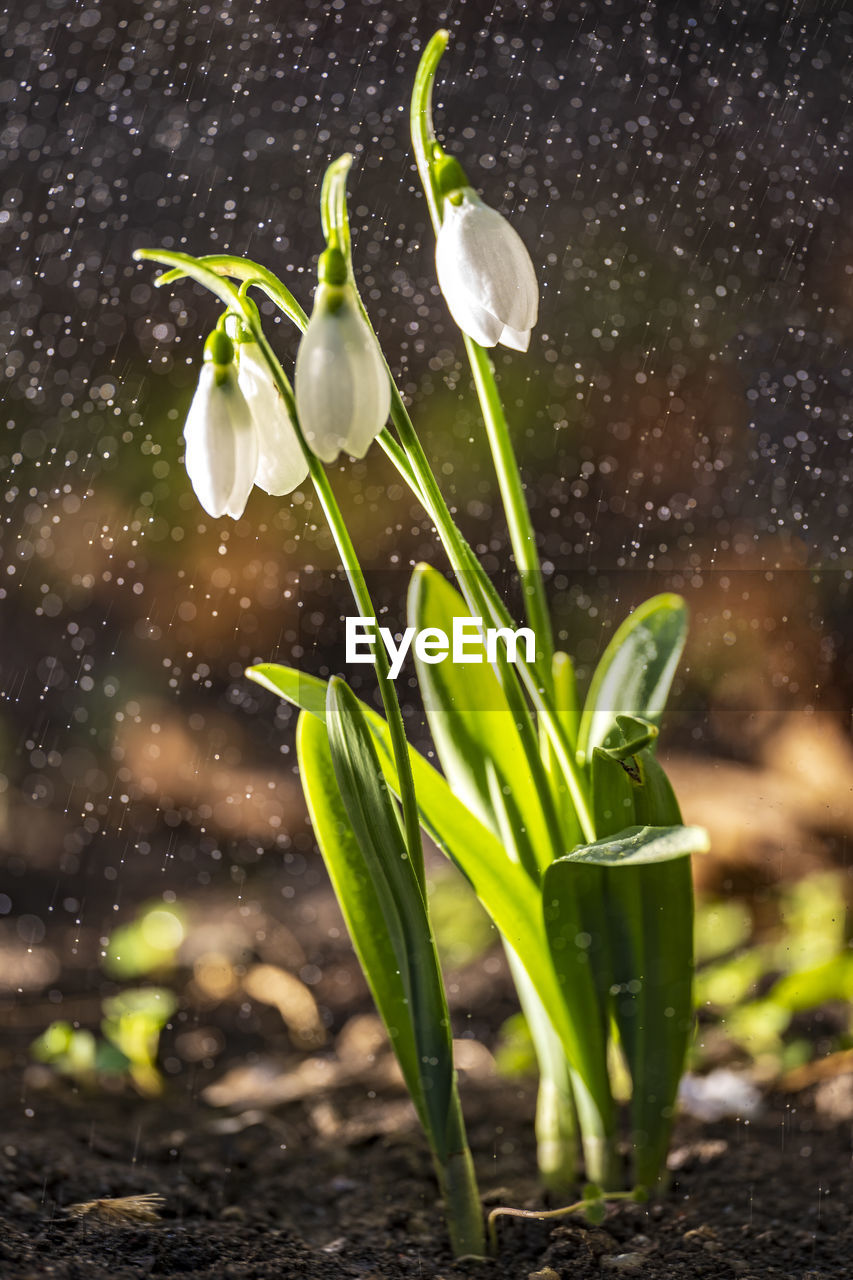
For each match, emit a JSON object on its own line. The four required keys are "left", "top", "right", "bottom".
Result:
{"left": 535, "top": 1075, "right": 579, "bottom": 1196}
{"left": 435, "top": 1089, "right": 485, "bottom": 1257}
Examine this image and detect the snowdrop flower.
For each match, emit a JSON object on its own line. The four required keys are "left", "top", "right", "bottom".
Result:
{"left": 295, "top": 247, "right": 390, "bottom": 464}
{"left": 236, "top": 340, "right": 309, "bottom": 496}
{"left": 434, "top": 158, "right": 539, "bottom": 352}
{"left": 184, "top": 330, "right": 259, "bottom": 520}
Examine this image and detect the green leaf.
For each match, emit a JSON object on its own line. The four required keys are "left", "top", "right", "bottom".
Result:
{"left": 562, "top": 824, "right": 709, "bottom": 867}
{"left": 408, "top": 565, "right": 555, "bottom": 879}
{"left": 577, "top": 594, "right": 688, "bottom": 764}
{"left": 591, "top": 747, "right": 638, "bottom": 839}
{"left": 322, "top": 677, "right": 455, "bottom": 1154}
{"left": 250, "top": 661, "right": 582, "bottom": 1087}
{"left": 296, "top": 707, "right": 433, "bottom": 1140}
{"left": 591, "top": 723, "right": 698, "bottom": 1189}
{"left": 249, "top": 663, "right": 328, "bottom": 720}
{"left": 548, "top": 820, "right": 705, "bottom": 1188}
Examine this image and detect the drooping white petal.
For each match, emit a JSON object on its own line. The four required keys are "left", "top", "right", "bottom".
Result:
{"left": 435, "top": 260, "right": 504, "bottom": 347}
{"left": 498, "top": 323, "right": 531, "bottom": 353}
{"left": 237, "top": 343, "right": 309, "bottom": 495}
{"left": 183, "top": 363, "right": 258, "bottom": 520}
{"left": 295, "top": 285, "right": 391, "bottom": 464}
{"left": 224, "top": 404, "right": 259, "bottom": 520}
{"left": 435, "top": 189, "right": 539, "bottom": 349}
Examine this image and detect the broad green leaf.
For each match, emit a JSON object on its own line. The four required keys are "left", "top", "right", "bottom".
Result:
{"left": 485, "top": 757, "right": 542, "bottom": 902}
{"left": 249, "top": 663, "right": 328, "bottom": 720}
{"left": 594, "top": 727, "right": 698, "bottom": 1189}
{"left": 591, "top": 747, "right": 638, "bottom": 838}
{"left": 297, "top": 709, "right": 430, "bottom": 1136}
{"left": 408, "top": 565, "right": 557, "bottom": 878}
{"left": 324, "top": 677, "right": 454, "bottom": 1154}
{"left": 562, "top": 824, "right": 709, "bottom": 866}
{"left": 551, "top": 814, "right": 704, "bottom": 1188}
{"left": 250, "top": 660, "right": 586, "bottom": 1088}
{"left": 605, "top": 850, "right": 694, "bottom": 1189}
{"left": 577, "top": 594, "right": 688, "bottom": 764}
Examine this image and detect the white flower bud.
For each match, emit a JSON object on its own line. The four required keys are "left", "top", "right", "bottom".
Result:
{"left": 236, "top": 341, "right": 309, "bottom": 496}
{"left": 435, "top": 188, "right": 539, "bottom": 351}
{"left": 183, "top": 332, "right": 259, "bottom": 520}
{"left": 294, "top": 250, "right": 390, "bottom": 464}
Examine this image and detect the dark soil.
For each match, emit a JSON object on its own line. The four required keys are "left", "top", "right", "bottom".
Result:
{"left": 1, "top": 1064, "right": 850, "bottom": 1280}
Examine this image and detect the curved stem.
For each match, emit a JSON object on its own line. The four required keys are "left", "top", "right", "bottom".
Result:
{"left": 315, "top": 163, "right": 565, "bottom": 852}
{"left": 152, "top": 253, "right": 309, "bottom": 328}
{"left": 410, "top": 29, "right": 448, "bottom": 227}
{"left": 321, "top": 153, "right": 354, "bottom": 263}
{"left": 383, "top": 384, "right": 594, "bottom": 842}
{"left": 409, "top": 33, "right": 555, "bottom": 684}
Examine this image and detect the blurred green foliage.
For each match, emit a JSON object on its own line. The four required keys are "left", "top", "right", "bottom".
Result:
{"left": 32, "top": 902, "right": 182, "bottom": 1094}
{"left": 101, "top": 987, "right": 177, "bottom": 1094}
{"left": 104, "top": 903, "right": 185, "bottom": 977}
{"left": 32, "top": 987, "right": 175, "bottom": 1095}
{"left": 695, "top": 872, "right": 853, "bottom": 1069}
{"left": 494, "top": 1011, "right": 538, "bottom": 1078}
{"left": 498, "top": 871, "right": 853, "bottom": 1085}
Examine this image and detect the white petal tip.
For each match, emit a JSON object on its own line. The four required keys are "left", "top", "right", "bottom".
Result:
{"left": 499, "top": 326, "right": 532, "bottom": 352}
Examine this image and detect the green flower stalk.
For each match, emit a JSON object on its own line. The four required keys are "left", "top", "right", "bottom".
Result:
{"left": 410, "top": 30, "right": 554, "bottom": 675}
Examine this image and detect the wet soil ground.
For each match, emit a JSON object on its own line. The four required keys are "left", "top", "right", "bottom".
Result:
{"left": 2, "top": 1061, "right": 851, "bottom": 1280}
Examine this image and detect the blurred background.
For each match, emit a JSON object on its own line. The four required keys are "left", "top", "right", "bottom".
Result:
{"left": 1, "top": 0, "right": 852, "bottom": 1111}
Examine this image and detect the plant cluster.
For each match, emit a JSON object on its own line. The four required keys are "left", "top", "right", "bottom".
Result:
{"left": 133, "top": 32, "right": 708, "bottom": 1257}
